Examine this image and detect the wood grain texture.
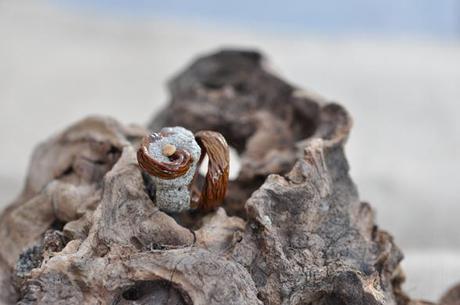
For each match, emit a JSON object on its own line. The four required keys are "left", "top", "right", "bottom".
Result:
{"left": 194, "top": 130, "right": 230, "bottom": 211}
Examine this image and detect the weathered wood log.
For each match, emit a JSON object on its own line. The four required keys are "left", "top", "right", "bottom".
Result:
{"left": 0, "top": 49, "right": 448, "bottom": 304}
{"left": 440, "top": 284, "right": 460, "bottom": 305}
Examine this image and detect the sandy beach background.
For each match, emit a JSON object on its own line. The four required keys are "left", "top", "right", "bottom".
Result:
{"left": 0, "top": 1, "right": 459, "bottom": 301}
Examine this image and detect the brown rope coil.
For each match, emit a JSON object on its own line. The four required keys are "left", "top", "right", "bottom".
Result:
{"left": 137, "top": 133, "right": 193, "bottom": 180}
{"left": 137, "top": 129, "right": 230, "bottom": 212}
{"left": 192, "top": 130, "right": 230, "bottom": 211}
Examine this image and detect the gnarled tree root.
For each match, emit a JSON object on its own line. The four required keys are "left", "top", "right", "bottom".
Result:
{"left": 1, "top": 49, "right": 455, "bottom": 305}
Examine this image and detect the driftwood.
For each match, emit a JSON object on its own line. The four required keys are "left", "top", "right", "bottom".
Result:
{"left": 0, "top": 49, "right": 457, "bottom": 305}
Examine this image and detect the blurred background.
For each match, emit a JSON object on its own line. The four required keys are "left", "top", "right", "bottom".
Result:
{"left": 0, "top": 0, "right": 459, "bottom": 301}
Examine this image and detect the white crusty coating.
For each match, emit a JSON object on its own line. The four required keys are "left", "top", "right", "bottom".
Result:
{"left": 148, "top": 126, "right": 201, "bottom": 212}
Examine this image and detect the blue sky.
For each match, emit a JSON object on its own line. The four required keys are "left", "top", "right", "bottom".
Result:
{"left": 56, "top": 0, "right": 459, "bottom": 40}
